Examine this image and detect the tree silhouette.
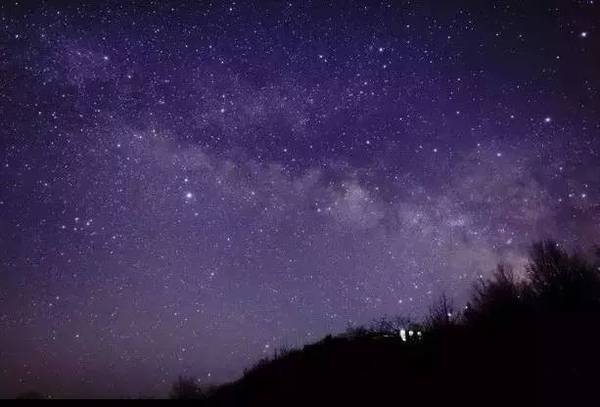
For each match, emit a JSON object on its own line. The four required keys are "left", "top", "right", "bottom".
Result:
{"left": 464, "top": 264, "right": 527, "bottom": 328}
{"left": 426, "top": 293, "right": 457, "bottom": 330}
{"left": 527, "top": 240, "right": 600, "bottom": 310}
{"left": 171, "top": 240, "right": 600, "bottom": 406}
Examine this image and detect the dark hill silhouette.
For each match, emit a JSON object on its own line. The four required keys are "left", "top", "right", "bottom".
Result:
{"left": 171, "top": 241, "right": 600, "bottom": 406}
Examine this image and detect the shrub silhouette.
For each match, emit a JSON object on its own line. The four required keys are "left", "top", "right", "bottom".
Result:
{"left": 173, "top": 241, "right": 600, "bottom": 406}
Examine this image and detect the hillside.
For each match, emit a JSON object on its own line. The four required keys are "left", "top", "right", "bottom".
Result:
{"left": 171, "top": 241, "right": 600, "bottom": 406}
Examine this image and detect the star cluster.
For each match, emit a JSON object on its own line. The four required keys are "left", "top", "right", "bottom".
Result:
{"left": 1, "top": 0, "right": 599, "bottom": 398}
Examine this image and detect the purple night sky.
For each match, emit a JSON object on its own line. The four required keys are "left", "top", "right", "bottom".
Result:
{"left": 1, "top": 0, "right": 599, "bottom": 398}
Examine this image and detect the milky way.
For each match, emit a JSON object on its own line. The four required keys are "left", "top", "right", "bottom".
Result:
{"left": 1, "top": 0, "right": 599, "bottom": 398}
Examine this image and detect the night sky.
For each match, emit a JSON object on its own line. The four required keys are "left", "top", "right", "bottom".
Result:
{"left": 1, "top": 0, "right": 600, "bottom": 398}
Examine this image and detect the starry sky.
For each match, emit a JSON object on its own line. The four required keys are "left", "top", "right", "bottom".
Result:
{"left": 1, "top": 0, "right": 600, "bottom": 398}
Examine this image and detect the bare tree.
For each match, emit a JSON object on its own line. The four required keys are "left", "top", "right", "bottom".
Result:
{"left": 426, "top": 294, "right": 456, "bottom": 330}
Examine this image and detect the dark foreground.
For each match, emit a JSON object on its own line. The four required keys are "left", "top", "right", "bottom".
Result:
{"left": 17, "top": 241, "right": 600, "bottom": 405}
{"left": 170, "top": 241, "right": 600, "bottom": 406}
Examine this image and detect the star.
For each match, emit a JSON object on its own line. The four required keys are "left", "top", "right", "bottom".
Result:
{"left": 2, "top": 1, "right": 600, "bottom": 399}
